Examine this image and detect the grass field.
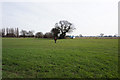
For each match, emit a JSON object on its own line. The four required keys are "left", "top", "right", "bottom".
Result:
{"left": 2, "top": 38, "right": 118, "bottom": 78}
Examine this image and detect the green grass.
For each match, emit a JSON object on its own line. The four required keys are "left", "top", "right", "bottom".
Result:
{"left": 2, "top": 38, "right": 118, "bottom": 78}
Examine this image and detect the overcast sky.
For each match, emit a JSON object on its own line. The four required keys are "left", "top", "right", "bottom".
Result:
{"left": 1, "top": 0, "right": 119, "bottom": 36}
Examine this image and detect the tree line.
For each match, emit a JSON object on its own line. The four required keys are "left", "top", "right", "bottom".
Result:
{"left": 1, "top": 28, "right": 19, "bottom": 37}
{"left": 0, "top": 28, "right": 54, "bottom": 38}
{"left": 0, "top": 20, "right": 75, "bottom": 39}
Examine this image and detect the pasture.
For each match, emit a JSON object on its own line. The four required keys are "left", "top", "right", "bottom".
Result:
{"left": 2, "top": 38, "right": 118, "bottom": 78}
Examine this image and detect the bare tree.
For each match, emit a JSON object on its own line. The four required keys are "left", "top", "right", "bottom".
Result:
{"left": 20, "top": 30, "right": 27, "bottom": 38}
{"left": 5, "top": 28, "right": 15, "bottom": 37}
{"left": 14, "top": 28, "right": 17, "bottom": 37}
{"left": 2, "top": 28, "right": 5, "bottom": 37}
{"left": 11, "top": 28, "right": 14, "bottom": 35}
{"left": 52, "top": 20, "right": 75, "bottom": 39}
{"left": 16, "top": 28, "right": 19, "bottom": 37}
{"left": 6, "top": 28, "right": 8, "bottom": 35}
{"left": 27, "top": 30, "right": 34, "bottom": 37}
{"left": 5, "top": 28, "right": 18, "bottom": 37}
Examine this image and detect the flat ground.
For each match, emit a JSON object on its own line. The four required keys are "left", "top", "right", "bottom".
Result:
{"left": 2, "top": 38, "right": 118, "bottom": 78}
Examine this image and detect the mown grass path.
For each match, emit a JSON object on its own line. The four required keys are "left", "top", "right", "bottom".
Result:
{"left": 2, "top": 38, "right": 118, "bottom": 78}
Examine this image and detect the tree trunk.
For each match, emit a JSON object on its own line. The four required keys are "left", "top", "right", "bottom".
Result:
{"left": 59, "top": 32, "right": 66, "bottom": 39}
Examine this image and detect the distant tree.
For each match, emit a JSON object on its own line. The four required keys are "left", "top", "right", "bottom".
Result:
{"left": 51, "top": 20, "right": 75, "bottom": 39}
{"left": 16, "top": 28, "right": 19, "bottom": 37}
{"left": 113, "top": 35, "right": 117, "bottom": 37}
{"left": 100, "top": 33, "right": 104, "bottom": 37}
{"left": 5, "top": 28, "right": 16, "bottom": 37}
{"left": 11, "top": 28, "right": 14, "bottom": 35}
{"left": 2, "top": 28, "right": 5, "bottom": 37}
{"left": 6, "top": 28, "right": 8, "bottom": 35}
{"left": 44, "top": 32, "right": 53, "bottom": 38}
{"left": 108, "top": 35, "right": 112, "bottom": 37}
{"left": 104, "top": 35, "right": 108, "bottom": 37}
{"left": 113, "top": 34, "right": 118, "bottom": 37}
{"left": 48, "top": 32, "right": 53, "bottom": 38}
{"left": 27, "top": 30, "right": 34, "bottom": 37}
{"left": 35, "top": 32, "right": 43, "bottom": 38}
{"left": 79, "top": 34, "right": 83, "bottom": 37}
{"left": 14, "top": 28, "right": 18, "bottom": 37}
{"left": 20, "top": 30, "right": 27, "bottom": 37}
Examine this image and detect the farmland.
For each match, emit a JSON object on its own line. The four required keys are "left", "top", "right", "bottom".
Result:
{"left": 2, "top": 38, "right": 118, "bottom": 78}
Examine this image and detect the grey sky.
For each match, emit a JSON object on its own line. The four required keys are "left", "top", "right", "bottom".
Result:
{"left": 1, "top": 0, "right": 119, "bottom": 36}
